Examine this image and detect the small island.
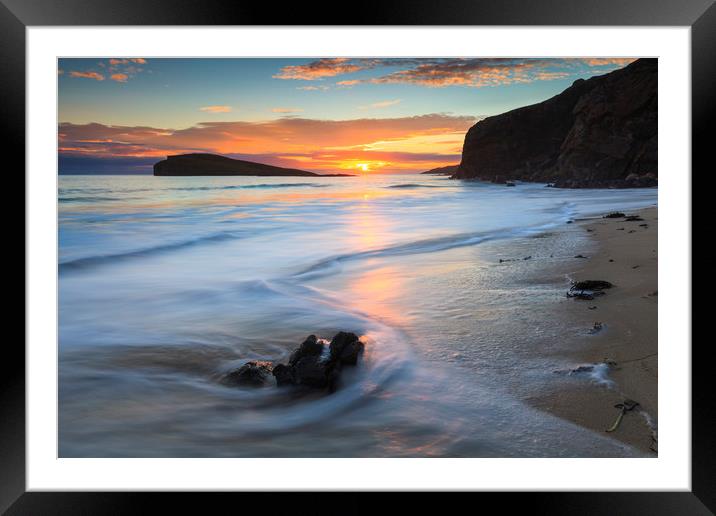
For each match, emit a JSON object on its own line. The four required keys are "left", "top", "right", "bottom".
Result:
{"left": 420, "top": 165, "right": 458, "bottom": 175}
{"left": 153, "top": 153, "right": 354, "bottom": 177}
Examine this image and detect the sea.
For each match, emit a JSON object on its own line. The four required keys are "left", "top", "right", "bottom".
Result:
{"left": 58, "top": 173, "right": 657, "bottom": 457}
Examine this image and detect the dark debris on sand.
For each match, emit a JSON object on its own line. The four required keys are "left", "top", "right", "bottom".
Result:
{"left": 567, "top": 280, "right": 614, "bottom": 300}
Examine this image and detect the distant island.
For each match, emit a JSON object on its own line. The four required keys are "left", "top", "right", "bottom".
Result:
{"left": 421, "top": 165, "right": 458, "bottom": 175}
{"left": 454, "top": 58, "right": 657, "bottom": 188}
{"left": 154, "top": 153, "right": 354, "bottom": 177}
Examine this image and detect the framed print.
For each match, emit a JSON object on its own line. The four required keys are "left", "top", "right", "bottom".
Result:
{"left": 5, "top": 0, "right": 712, "bottom": 512}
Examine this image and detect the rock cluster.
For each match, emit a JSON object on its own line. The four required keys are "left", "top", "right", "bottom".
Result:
{"left": 222, "top": 332, "right": 364, "bottom": 392}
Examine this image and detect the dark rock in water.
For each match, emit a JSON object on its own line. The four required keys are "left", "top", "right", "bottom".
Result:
{"left": 453, "top": 59, "right": 657, "bottom": 188}
{"left": 272, "top": 363, "right": 295, "bottom": 386}
{"left": 289, "top": 334, "right": 324, "bottom": 366}
{"left": 566, "top": 220, "right": 574, "bottom": 224}
{"left": 604, "top": 212, "right": 626, "bottom": 218}
{"left": 523, "top": 255, "right": 532, "bottom": 260}
{"left": 625, "top": 215, "right": 644, "bottom": 221}
{"left": 329, "top": 331, "right": 364, "bottom": 366}
{"left": 574, "top": 254, "right": 588, "bottom": 259}
{"left": 272, "top": 332, "right": 364, "bottom": 391}
{"left": 572, "top": 280, "right": 613, "bottom": 291}
{"left": 505, "top": 181, "right": 516, "bottom": 187}
{"left": 293, "top": 355, "right": 331, "bottom": 388}
{"left": 224, "top": 361, "right": 274, "bottom": 387}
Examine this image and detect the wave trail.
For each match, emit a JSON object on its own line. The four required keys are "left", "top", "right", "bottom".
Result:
{"left": 292, "top": 214, "right": 575, "bottom": 281}
{"left": 59, "top": 231, "right": 242, "bottom": 274}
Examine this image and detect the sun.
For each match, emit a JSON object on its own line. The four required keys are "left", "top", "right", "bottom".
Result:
{"left": 356, "top": 163, "right": 370, "bottom": 173}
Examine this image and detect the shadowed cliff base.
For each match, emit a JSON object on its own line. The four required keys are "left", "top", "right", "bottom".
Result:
{"left": 454, "top": 58, "right": 657, "bottom": 188}
{"left": 153, "top": 153, "right": 354, "bottom": 177}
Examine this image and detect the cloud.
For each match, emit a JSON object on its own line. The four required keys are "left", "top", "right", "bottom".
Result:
{"left": 272, "top": 107, "right": 304, "bottom": 113}
{"left": 581, "top": 58, "right": 636, "bottom": 67}
{"left": 63, "top": 58, "right": 150, "bottom": 84}
{"left": 273, "top": 58, "right": 365, "bottom": 80}
{"left": 368, "top": 59, "right": 548, "bottom": 88}
{"left": 533, "top": 71, "right": 571, "bottom": 81}
{"left": 58, "top": 114, "right": 476, "bottom": 173}
{"left": 109, "top": 58, "right": 148, "bottom": 66}
{"left": 199, "top": 105, "right": 233, "bottom": 113}
{"left": 69, "top": 71, "right": 105, "bottom": 81}
{"left": 360, "top": 99, "right": 401, "bottom": 110}
{"left": 275, "top": 57, "right": 637, "bottom": 89}
{"left": 297, "top": 85, "right": 329, "bottom": 91}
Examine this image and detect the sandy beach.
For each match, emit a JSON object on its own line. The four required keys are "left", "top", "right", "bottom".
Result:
{"left": 530, "top": 206, "right": 658, "bottom": 454}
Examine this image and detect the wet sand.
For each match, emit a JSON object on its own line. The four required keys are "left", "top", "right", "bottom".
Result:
{"left": 529, "top": 206, "right": 658, "bottom": 454}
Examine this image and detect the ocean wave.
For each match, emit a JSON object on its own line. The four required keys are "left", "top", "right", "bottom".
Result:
{"left": 59, "top": 231, "right": 243, "bottom": 274}
{"left": 60, "top": 183, "right": 328, "bottom": 198}
{"left": 292, "top": 214, "right": 573, "bottom": 281}
{"left": 60, "top": 196, "right": 129, "bottom": 203}
{"left": 171, "top": 183, "right": 330, "bottom": 192}
{"left": 386, "top": 183, "right": 446, "bottom": 189}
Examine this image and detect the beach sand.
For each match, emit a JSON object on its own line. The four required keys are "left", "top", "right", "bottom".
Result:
{"left": 529, "top": 206, "right": 658, "bottom": 454}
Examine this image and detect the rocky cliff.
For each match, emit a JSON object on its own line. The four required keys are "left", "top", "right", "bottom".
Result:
{"left": 454, "top": 58, "right": 657, "bottom": 188}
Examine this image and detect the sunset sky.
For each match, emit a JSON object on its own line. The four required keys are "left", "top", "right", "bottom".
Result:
{"left": 58, "top": 57, "right": 635, "bottom": 174}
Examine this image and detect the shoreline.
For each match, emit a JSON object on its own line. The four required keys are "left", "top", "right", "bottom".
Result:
{"left": 528, "top": 206, "right": 658, "bottom": 454}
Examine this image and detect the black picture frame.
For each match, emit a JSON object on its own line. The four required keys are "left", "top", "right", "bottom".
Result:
{"left": 4, "top": 0, "right": 711, "bottom": 513}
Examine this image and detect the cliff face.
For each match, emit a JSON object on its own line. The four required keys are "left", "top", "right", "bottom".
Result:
{"left": 454, "top": 59, "right": 657, "bottom": 188}
{"left": 154, "top": 153, "right": 330, "bottom": 177}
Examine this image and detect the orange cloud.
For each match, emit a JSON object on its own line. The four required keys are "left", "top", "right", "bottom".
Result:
{"left": 336, "top": 80, "right": 360, "bottom": 86}
{"left": 69, "top": 71, "right": 105, "bottom": 81}
{"left": 272, "top": 107, "right": 304, "bottom": 113}
{"left": 369, "top": 60, "right": 542, "bottom": 88}
{"left": 109, "top": 58, "right": 148, "bottom": 65}
{"left": 58, "top": 114, "right": 476, "bottom": 173}
{"left": 110, "top": 73, "right": 129, "bottom": 82}
{"left": 199, "top": 105, "right": 233, "bottom": 113}
{"left": 581, "top": 58, "right": 636, "bottom": 66}
{"left": 274, "top": 58, "right": 364, "bottom": 80}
